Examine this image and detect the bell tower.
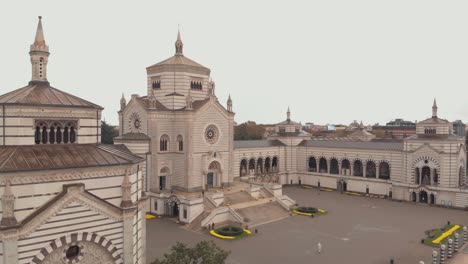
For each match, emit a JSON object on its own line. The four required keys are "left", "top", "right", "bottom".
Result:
{"left": 29, "top": 16, "right": 50, "bottom": 84}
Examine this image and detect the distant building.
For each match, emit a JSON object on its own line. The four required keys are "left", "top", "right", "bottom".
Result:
{"left": 373, "top": 118, "right": 416, "bottom": 139}
{"left": 453, "top": 120, "right": 466, "bottom": 137}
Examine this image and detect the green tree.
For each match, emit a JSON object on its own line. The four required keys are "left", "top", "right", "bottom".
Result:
{"left": 234, "top": 121, "right": 265, "bottom": 140}
{"left": 101, "top": 120, "right": 118, "bottom": 144}
{"left": 151, "top": 241, "right": 230, "bottom": 264}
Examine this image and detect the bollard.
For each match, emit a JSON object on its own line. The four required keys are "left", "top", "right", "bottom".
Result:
{"left": 455, "top": 233, "right": 459, "bottom": 252}
{"left": 447, "top": 239, "right": 453, "bottom": 258}
{"left": 440, "top": 244, "right": 446, "bottom": 264}
{"left": 432, "top": 250, "right": 437, "bottom": 264}
{"left": 463, "top": 226, "right": 467, "bottom": 244}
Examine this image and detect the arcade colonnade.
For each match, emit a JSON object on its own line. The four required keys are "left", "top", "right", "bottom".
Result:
{"left": 307, "top": 156, "right": 391, "bottom": 180}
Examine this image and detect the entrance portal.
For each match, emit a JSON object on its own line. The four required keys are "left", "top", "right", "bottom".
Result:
{"left": 419, "top": 191, "right": 428, "bottom": 203}
{"left": 430, "top": 194, "right": 435, "bottom": 205}
{"left": 207, "top": 172, "right": 214, "bottom": 188}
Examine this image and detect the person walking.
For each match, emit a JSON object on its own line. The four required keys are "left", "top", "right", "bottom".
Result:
{"left": 317, "top": 242, "right": 322, "bottom": 254}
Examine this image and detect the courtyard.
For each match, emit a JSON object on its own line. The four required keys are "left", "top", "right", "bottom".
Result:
{"left": 146, "top": 186, "right": 468, "bottom": 263}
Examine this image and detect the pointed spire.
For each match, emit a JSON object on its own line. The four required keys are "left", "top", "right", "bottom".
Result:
{"left": 227, "top": 94, "right": 232, "bottom": 112}
{"left": 359, "top": 120, "right": 364, "bottom": 129}
{"left": 1, "top": 181, "right": 17, "bottom": 227}
{"left": 287, "top": 107, "right": 291, "bottom": 121}
{"left": 175, "top": 28, "right": 183, "bottom": 55}
{"left": 34, "top": 16, "right": 46, "bottom": 46}
{"left": 120, "top": 93, "right": 126, "bottom": 111}
{"left": 432, "top": 98, "right": 438, "bottom": 118}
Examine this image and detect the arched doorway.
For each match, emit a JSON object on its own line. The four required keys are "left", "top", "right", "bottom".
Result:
{"left": 248, "top": 159, "right": 255, "bottom": 175}
{"left": 207, "top": 161, "right": 221, "bottom": 188}
{"left": 430, "top": 194, "right": 435, "bottom": 205}
{"left": 419, "top": 191, "right": 428, "bottom": 203}
{"left": 41, "top": 241, "right": 115, "bottom": 264}
{"left": 272, "top": 157, "right": 278, "bottom": 172}
{"left": 412, "top": 192, "right": 417, "bottom": 202}
{"left": 167, "top": 195, "right": 180, "bottom": 217}
{"left": 265, "top": 157, "right": 271, "bottom": 173}
{"left": 257, "top": 158, "right": 264, "bottom": 174}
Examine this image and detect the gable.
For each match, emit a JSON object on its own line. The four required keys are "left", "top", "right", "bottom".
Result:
{"left": 123, "top": 97, "right": 148, "bottom": 135}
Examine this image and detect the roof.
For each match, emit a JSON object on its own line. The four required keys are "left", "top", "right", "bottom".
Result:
{"left": 418, "top": 117, "right": 451, "bottom": 125}
{"left": 148, "top": 54, "right": 209, "bottom": 70}
{"left": 349, "top": 128, "right": 376, "bottom": 138}
{"left": 234, "top": 140, "right": 286, "bottom": 149}
{"left": 299, "top": 139, "right": 404, "bottom": 151}
{"left": 114, "top": 133, "right": 150, "bottom": 141}
{"left": 406, "top": 134, "right": 463, "bottom": 140}
{"left": 136, "top": 96, "right": 212, "bottom": 112}
{"left": 0, "top": 144, "right": 143, "bottom": 173}
{"left": 269, "top": 131, "right": 311, "bottom": 137}
{"left": 0, "top": 82, "right": 102, "bottom": 109}
{"left": 276, "top": 119, "right": 301, "bottom": 126}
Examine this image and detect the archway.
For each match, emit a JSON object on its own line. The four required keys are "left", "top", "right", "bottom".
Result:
{"left": 265, "top": 157, "right": 271, "bottom": 173}
{"left": 419, "top": 191, "right": 428, "bottom": 203}
{"left": 353, "top": 160, "right": 363, "bottom": 176}
{"left": 207, "top": 161, "right": 221, "bottom": 188}
{"left": 379, "top": 162, "right": 390, "bottom": 179}
{"left": 308, "top": 157, "right": 317, "bottom": 172}
{"left": 240, "top": 159, "right": 247, "bottom": 176}
{"left": 248, "top": 159, "right": 255, "bottom": 175}
{"left": 330, "top": 158, "right": 339, "bottom": 174}
{"left": 319, "top": 158, "right": 328, "bottom": 173}
{"left": 272, "top": 157, "right": 278, "bottom": 172}
{"left": 341, "top": 159, "right": 350, "bottom": 175}
{"left": 366, "top": 161, "right": 376, "bottom": 178}
{"left": 167, "top": 195, "right": 180, "bottom": 217}
{"left": 257, "top": 158, "right": 264, "bottom": 174}
{"left": 430, "top": 194, "right": 435, "bottom": 205}
{"left": 412, "top": 192, "right": 417, "bottom": 202}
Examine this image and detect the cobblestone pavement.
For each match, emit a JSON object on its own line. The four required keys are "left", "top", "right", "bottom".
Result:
{"left": 146, "top": 186, "right": 468, "bottom": 264}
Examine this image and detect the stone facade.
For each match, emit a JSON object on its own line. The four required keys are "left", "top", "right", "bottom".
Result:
{"left": 0, "top": 17, "right": 146, "bottom": 264}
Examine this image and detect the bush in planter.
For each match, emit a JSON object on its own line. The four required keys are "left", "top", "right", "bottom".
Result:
{"left": 297, "top": 207, "right": 318, "bottom": 214}
{"left": 216, "top": 226, "right": 244, "bottom": 237}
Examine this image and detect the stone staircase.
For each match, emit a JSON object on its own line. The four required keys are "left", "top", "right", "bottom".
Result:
{"left": 259, "top": 187, "right": 273, "bottom": 198}
{"left": 235, "top": 201, "right": 290, "bottom": 227}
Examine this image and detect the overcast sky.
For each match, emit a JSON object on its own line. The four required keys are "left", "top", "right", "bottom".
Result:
{"left": 1, "top": 1, "right": 467, "bottom": 126}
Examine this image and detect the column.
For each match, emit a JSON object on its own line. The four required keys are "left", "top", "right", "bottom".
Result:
{"left": 338, "top": 163, "right": 342, "bottom": 175}
{"left": 376, "top": 164, "right": 380, "bottom": 179}
{"left": 350, "top": 163, "right": 354, "bottom": 176}
{"left": 122, "top": 211, "right": 135, "bottom": 264}
{"left": 363, "top": 164, "right": 367, "bottom": 177}
{"left": 429, "top": 168, "right": 433, "bottom": 186}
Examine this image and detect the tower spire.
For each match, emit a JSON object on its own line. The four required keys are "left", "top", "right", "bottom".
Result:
{"left": 287, "top": 107, "right": 291, "bottom": 121}
{"left": 175, "top": 28, "right": 183, "bottom": 55}
{"left": 29, "top": 16, "right": 50, "bottom": 83}
{"left": 432, "top": 98, "right": 438, "bottom": 118}
{"left": 227, "top": 94, "right": 232, "bottom": 112}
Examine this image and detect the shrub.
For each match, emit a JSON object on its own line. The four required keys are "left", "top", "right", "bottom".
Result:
{"left": 216, "top": 226, "right": 244, "bottom": 237}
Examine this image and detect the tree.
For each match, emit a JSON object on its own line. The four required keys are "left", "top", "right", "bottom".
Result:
{"left": 101, "top": 120, "right": 118, "bottom": 144}
{"left": 234, "top": 121, "right": 266, "bottom": 140}
{"left": 151, "top": 241, "right": 230, "bottom": 264}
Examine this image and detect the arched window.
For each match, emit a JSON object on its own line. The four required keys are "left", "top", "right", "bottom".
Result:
{"left": 70, "top": 127, "right": 76, "bottom": 143}
{"left": 56, "top": 127, "right": 62, "bottom": 143}
{"left": 49, "top": 127, "right": 55, "bottom": 144}
{"left": 319, "top": 158, "right": 328, "bottom": 173}
{"left": 63, "top": 127, "right": 69, "bottom": 143}
{"left": 308, "top": 157, "right": 317, "bottom": 172}
{"left": 177, "top": 135, "right": 183, "bottom": 151}
{"left": 42, "top": 126, "right": 48, "bottom": 144}
{"left": 35, "top": 126, "right": 41, "bottom": 144}
{"left": 330, "top": 158, "right": 339, "bottom": 174}
{"left": 353, "top": 160, "right": 363, "bottom": 176}
{"left": 160, "top": 135, "right": 169, "bottom": 152}
{"left": 257, "top": 158, "right": 264, "bottom": 174}
{"left": 341, "top": 159, "right": 350, "bottom": 175}
{"left": 421, "top": 166, "right": 431, "bottom": 185}
{"left": 240, "top": 159, "right": 248, "bottom": 176}
{"left": 379, "top": 162, "right": 390, "bottom": 179}
{"left": 265, "top": 157, "right": 271, "bottom": 173}
{"left": 366, "top": 161, "right": 376, "bottom": 178}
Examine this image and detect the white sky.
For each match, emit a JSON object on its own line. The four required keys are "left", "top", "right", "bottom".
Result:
{"left": 1, "top": 1, "right": 468, "bottom": 126}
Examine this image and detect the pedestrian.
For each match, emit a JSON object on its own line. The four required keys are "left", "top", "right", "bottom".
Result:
{"left": 202, "top": 190, "right": 204, "bottom": 196}
{"left": 212, "top": 223, "right": 215, "bottom": 230}
{"left": 317, "top": 242, "right": 322, "bottom": 254}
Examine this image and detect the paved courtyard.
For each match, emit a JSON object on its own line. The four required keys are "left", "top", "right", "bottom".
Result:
{"left": 146, "top": 186, "right": 468, "bottom": 263}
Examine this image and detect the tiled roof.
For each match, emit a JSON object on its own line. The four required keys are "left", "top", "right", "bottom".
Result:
{"left": 234, "top": 140, "right": 286, "bottom": 149}
{"left": 299, "top": 139, "right": 404, "bottom": 151}
{"left": 269, "top": 131, "right": 311, "bottom": 137}
{"left": 148, "top": 54, "right": 209, "bottom": 70}
{"left": 0, "top": 144, "right": 143, "bottom": 173}
{"left": 0, "top": 82, "right": 102, "bottom": 109}
{"left": 418, "top": 117, "right": 450, "bottom": 124}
